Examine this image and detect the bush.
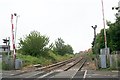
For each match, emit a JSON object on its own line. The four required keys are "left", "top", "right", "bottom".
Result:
{"left": 17, "top": 54, "right": 40, "bottom": 66}
{"left": 19, "top": 31, "right": 49, "bottom": 57}
{"left": 2, "top": 62, "right": 10, "bottom": 70}
{"left": 48, "top": 51, "right": 74, "bottom": 62}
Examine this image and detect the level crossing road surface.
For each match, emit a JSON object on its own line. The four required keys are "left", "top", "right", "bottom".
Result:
{"left": 2, "top": 70, "right": 119, "bottom": 79}
{"left": 85, "top": 70, "right": 119, "bottom": 78}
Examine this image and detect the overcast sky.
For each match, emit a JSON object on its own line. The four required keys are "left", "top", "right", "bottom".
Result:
{"left": 0, "top": 0, "right": 118, "bottom": 53}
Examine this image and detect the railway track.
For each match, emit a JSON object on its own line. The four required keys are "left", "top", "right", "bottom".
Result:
{"left": 3, "top": 56, "right": 87, "bottom": 79}
{"left": 43, "top": 57, "right": 87, "bottom": 79}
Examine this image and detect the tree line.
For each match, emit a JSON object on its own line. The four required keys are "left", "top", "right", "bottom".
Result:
{"left": 18, "top": 31, "right": 74, "bottom": 57}
{"left": 92, "top": 17, "right": 120, "bottom": 54}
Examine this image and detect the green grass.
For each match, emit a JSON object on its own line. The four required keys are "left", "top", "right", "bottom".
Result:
{"left": 0, "top": 62, "right": 2, "bottom": 70}
{"left": 2, "top": 62, "right": 10, "bottom": 70}
{"left": 16, "top": 51, "right": 74, "bottom": 67}
{"left": 16, "top": 54, "right": 51, "bottom": 66}
{"left": 1, "top": 51, "right": 74, "bottom": 70}
{"left": 48, "top": 51, "right": 73, "bottom": 62}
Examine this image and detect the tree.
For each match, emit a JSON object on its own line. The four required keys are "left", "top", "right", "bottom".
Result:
{"left": 107, "top": 17, "right": 120, "bottom": 51}
{"left": 19, "top": 31, "right": 49, "bottom": 56}
{"left": 55, "top": 38, "right": 65, "bottom": 50}
{"left": 63, "top": 44, "right": 74, "bottom": 54}
{"left": 92, "top": 17, "right": 120, "bottom": 54}
{"left": 53, "top": 38, "right": 74, "bottom": 55}
{"left": 92, "top": 27, "right": 112, "bottom": 54}
{"left": 53, "top": 38, "right": 65, "bottom": 55}
{"left": 92, "top": 29, "right": 105, "bottom": 54}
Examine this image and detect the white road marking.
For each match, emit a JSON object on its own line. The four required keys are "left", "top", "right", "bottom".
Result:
{"left": 26, "top": 71, "right": 44, "bottom": 78}
{"left": 112, "top": 71, "right": 119, "bottom": 72}
{"left": 55, "top": 69, "right": 63, "bottom": 72}
{"left": 83, "top": 70, "right": 87, "bottom": 78}
{"left": 38, "top": 71, "right": 54, "bottom": 78}
{"left": 10, "top": 74, "right": 15, "bottom": 75}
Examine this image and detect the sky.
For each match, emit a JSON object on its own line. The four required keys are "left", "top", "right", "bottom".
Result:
{"left": 0, "top": 0, "right": 119, "bottom": 53}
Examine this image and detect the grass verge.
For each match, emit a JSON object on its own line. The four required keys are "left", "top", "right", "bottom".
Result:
{"left": 16, "top": 51, "right": 74, "bottom": 67}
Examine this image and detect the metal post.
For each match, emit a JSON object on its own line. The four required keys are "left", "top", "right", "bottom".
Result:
{"left": 91, "top": 25, "right": 97, "bottom": 39}
{"left": 91, "top": 25, "right": 97, "bottom": 50}
{"left": 8, "top": 37, "right": 10, "bottom": 59}
{"left": 5, "top": 38, "right": 7, "bottom": 45}
{"left": 91, "top": 25, "right": 98, "bottom": 69}
{"left": 14, "top": 13, "right": 20, "bottom": 44}
{"left": 101, "top": 0, "right": 107, "bottom": 49}
{"left": 11, "top": 14, "right": 16, "bottom": 69}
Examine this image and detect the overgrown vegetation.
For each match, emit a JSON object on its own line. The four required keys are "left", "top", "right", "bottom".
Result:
{"left": 0, "top": 62, "right": 2, "bottom": 70}
{"left": 17, "top": 51, "right": 74, "bottom": 67}
{"left": 87, "top": 52, "right": 96, "bottom": 60}
{"left": 17, "top": 31, "right": 74, "bottom": 67}
{"left": 92, "top": 17, "right": 120, "bottom": 54}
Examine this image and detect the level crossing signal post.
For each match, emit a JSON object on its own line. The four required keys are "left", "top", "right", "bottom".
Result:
{"left": 2, "top": 37, "right": 11, "bottom": 68}
{"left": 2, "top": 37, "right": 10, "bottom": 57}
